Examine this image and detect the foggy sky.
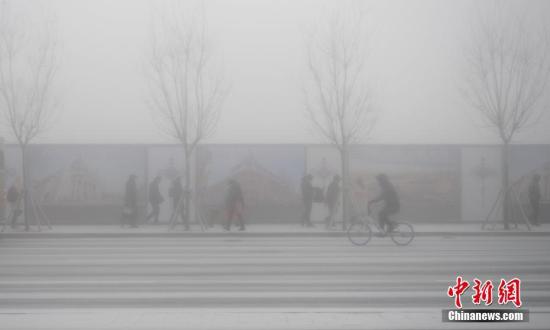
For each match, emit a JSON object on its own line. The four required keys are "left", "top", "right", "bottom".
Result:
{"left": 4, "top": 0, "right": 550, "bottom": 145}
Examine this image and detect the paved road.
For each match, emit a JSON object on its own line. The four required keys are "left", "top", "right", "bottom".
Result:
{"left": 0, "top": 235, "right": 549, "bottom": 329}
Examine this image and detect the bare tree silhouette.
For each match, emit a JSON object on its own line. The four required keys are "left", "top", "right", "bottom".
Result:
{"left": 463, "top": 3, "right": 550, "bottom": 229}
{"left": 0, "top": 1, "right": 58, "bottom": 231}
{"left": 304, "top": 4, "right": 376, "bottom": 230}
{"left": 146, "top": 1, "right": 225, "bottom": 226}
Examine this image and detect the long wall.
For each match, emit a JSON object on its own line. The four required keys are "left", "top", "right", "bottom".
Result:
{"left": 1, "top": 143, "right": 549, "bottom": 224}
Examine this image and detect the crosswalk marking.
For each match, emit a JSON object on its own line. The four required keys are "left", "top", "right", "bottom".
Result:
{"left": 0, "top": 235, "right": 549, "bottom": 328}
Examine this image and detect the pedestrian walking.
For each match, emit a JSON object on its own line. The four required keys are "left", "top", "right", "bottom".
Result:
{"left": 324, "top": 175, "right": 341, "bottom": 229}
{"left": 301, "top": 174, "right": 314, "bottom": 227}
{"left": 123, "top": 174, "right": 139, "bottom": 228}
{"left": 528, "top": 174, "right": 542, "bottom": 226}
{"left": 6, "top": 179, "right": 22, "bottom": 228}
{"left": 169, "top": 176, "right": 189, "bottom": 230}
{"left": 146, "top": 176, "right": 164, "bottom": 223}
{"left": 224, "top": 179, "right": 245, "bottom": 231}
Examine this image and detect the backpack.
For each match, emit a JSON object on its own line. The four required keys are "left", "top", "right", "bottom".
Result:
{"left": 7, "top": 186, "right": 19, "bottom": 203}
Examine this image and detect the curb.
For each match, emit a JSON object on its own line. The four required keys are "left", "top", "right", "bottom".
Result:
{"left": 1, "top": 231, "right": 549, "bottom": 239}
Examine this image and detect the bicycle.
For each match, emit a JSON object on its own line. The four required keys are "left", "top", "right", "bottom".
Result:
{"left": 347, "top": 206, "right": 415, "bottom": 246}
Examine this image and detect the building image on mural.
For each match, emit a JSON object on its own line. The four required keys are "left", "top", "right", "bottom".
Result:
{"left": 307, "top": 145, "right": 461, "bottom": 222}
{"left": 306, "top": 145, "right": 463, "bottom": 223}
{"left": 33, "top": 156, "right": 102, "bottom": 204}
{"left": 23, "top": 145, "right": 147, "bottom": 225}
{"left": 197, "top": 145, "right": 304, "bottom": 224}
{"left": 350, "top": 146, "right": 461, "bottom": 222}
{"left": 305, "top": 145, "right": 462, "bottom": 223}
{"left": 3, "top": 143, "right": 547, "bottom": 225}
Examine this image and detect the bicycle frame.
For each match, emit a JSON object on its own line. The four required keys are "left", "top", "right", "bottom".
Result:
{"left": 348, "top": 205, "right": 415, "bottom": 246}
{"left": 350, "top": 205, "right": 388, "bottom": 235}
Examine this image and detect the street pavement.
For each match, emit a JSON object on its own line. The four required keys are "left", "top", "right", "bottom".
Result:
{"left": 1, "top": 222, "right": 548, "bottom": 238}
{"left": 0, "top": 233, "right": 549, "bottom": 329}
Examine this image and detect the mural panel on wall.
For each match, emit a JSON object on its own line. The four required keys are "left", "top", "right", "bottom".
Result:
{"left": 3, "top": 143, "right": 546, "bottom": 225}
{"left": 510, "top": 145, "right": 550, "bottom": 223}
{"left": 461, "top": 147, "right": 501, "bottom": 222}
{"left": 26, "top": 145, "right": 147, "bottom": 224}
{"left": 510, "top": 145, "right": 550, "bottom": 193}
{"left": 352, "top": 145, "right": 461, "bottom": 222}
{"left": 146, "top": 146, "right": 192, "bottom": 224}
{"left": 307, "top": 145, "right": 461, "bottom": 223}
{"left": 305, "top": 146, "right": 342, "bottom": 224}
{"left": 3, "top": 145, "right": 22, "bottom": 188}
{"left": 197, "top": 145, "right": 305, "bottom": 224}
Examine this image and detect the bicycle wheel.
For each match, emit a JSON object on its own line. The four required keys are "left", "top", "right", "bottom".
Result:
{"left": 390, "top": 222, "right": 414, "bottom": 246}
{"left": 347, "top": 221, "right": 372, "bottom": 246}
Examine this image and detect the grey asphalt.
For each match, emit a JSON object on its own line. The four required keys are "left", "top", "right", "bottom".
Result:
{"left": 0, "top": 235, "right": 549, "bottom": 329}
{"left": 1, "top": 222, "right": 548, "bottom": 238}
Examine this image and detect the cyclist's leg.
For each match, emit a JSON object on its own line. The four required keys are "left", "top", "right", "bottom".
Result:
{"left": 326, "top": 204, "right": 335, "bottom": 228}
{"left": 330, "top": 204, "right": 337, "bottom": 227}
{"left": 386, "top": 208, "right": 399, "bottom": 232}
{"left": 378, "top": 208, "right": 389, "bottom": 233}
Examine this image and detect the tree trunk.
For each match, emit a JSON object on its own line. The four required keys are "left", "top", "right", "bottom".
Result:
{"left": 501, "top": 142, "right": 510, "bottom": 230}
{"left": 20, "top": 144, "right": 30, "bottom": 231}
{"left": 183, "top": 147, "right": 192, "bottom": 226}
{"left": 340, "top": 145, "right": 350, "bottom": 231}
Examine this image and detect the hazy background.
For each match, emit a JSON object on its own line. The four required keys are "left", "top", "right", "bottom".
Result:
{"left": 4, "top": 0, "right": 550, "bottom": 145}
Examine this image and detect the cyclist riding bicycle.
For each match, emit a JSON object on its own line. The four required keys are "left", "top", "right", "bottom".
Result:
{"left": 368, "top": 173, "right": 400, "bottom": 233}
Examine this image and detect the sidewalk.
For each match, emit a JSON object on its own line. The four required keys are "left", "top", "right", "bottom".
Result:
{"left": 1, "top": 222, "right": 548, "bottom": 238}
{"left": 0, "top": 308, "right": 548, "bottom": 330}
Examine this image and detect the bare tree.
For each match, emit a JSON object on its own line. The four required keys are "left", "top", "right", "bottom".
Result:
{"left": 146, "top": 1, "right": 225, "bottom": 226}
{"left": 0, "top": 1, "right": 58, "bottom": 231}
{"left": 463, "top": 4, "right": 550, "bottom": 229}
{"left": 304, "top": 4, "right": 376, "bottom": 230}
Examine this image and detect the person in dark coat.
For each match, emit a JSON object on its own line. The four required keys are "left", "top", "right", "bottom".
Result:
{"left": 528, "top": 174, "right": 542, "bottom": 226}
{"left": 301, "top": 174, "right": 314, "bottom": 227}
{"left": 324, "top": 175, "right": 341, "bottom": 229}
{"left": 124, "top": 174, "right": 139, "bottom": 228}
{"left": 225, "top": 179, "right": 245, "bottom": 231}
{"left": 169, "top": 177, "right": 189, "bottom": 230}
{"left": 6, "top": 179, "right": 22, "bottom": 228}
{"left": 369, "top": 173, "right": 400, "bottom": 233}
{"left": 146, "top": 176, "right": 164, "bottom": 223}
